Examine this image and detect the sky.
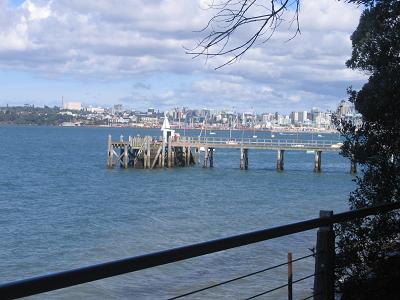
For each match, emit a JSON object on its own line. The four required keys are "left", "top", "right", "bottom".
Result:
{"left": 0, "top": 0, "right": 366, "bottom": 113}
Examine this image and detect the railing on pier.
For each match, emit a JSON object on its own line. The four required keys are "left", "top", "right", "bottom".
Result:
{"left": 175, "top": 136, "right": 342, "bottom": 150}
{"left": 1, "top": 202, "right": 399, "bottom": 299}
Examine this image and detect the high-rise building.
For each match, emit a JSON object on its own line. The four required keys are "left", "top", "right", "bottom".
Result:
{"left": 290, "top": 112, "right": 299, "bottom": 124}
{"left": 337, "top": 100, "right": 353, "bottom": 116}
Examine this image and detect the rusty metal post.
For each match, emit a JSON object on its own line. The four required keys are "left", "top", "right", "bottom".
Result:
{"left": 288, "top": 252, "right": 293, "bottom": 300}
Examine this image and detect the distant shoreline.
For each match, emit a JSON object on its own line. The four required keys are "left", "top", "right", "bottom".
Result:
{"left": 0, "top": 123, "right": 339, "bottom": 134}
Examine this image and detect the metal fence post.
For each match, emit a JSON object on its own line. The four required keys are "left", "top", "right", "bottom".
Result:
{"left": 313, "top": 210, "right": 335, "bottom": 300}
{"left": 288, "top": 252, "right": 293, "bottom": 300}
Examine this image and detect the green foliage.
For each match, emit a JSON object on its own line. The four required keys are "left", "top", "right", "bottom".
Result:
{"left": 334, "top": 0, "right": 400, "bottom": 296}
{"left": 346, "top": 1, "right": 400, "bottom": 73}
{"left": 0, "top": 106, "right": 73, "bottom": 125}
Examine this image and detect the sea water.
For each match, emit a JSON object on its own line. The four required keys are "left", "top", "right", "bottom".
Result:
{"left": 0, "top": 126, "right": 355, "bottom": 299}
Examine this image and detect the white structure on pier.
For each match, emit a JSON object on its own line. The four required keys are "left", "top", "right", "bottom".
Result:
{"left": 161, "top": 116, "right": 175, "bottom": 142}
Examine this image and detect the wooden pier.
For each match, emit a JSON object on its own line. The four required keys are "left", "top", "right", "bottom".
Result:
{"left": 107, "top": 134, "right": 356, "bottom": 173}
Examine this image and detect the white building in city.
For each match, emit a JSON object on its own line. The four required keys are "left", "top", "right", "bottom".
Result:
{"left": 63, "top": 102, "right": 82, "bottom": 111}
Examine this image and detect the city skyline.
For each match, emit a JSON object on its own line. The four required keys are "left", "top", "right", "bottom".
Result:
{"left": 0, "top": 0, "right": 366, "bottom": 113}
{"left": 2, "top": 99, "right": 357, "bottom": 130}
{"left": 3, "top": 99, "right": 350, "bottom": 115}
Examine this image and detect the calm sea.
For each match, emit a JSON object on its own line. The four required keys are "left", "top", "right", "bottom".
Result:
{"left": 0, "top": 126, "right": 355, "bottom": 299}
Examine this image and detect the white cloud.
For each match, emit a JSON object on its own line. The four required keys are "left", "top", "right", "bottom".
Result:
{"left": 22, "top": 0, "right": 51, "bottom": 21}
{"left": 0, "top": 0, "right": 366, "bottom": 112}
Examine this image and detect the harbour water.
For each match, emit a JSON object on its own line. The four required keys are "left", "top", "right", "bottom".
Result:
{"left": 0, "top": 126, "right": 355, "bottom": 299}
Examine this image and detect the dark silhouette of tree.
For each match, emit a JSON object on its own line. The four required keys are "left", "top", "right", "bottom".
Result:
{"left": 189, "top": 0, "right": 376, "bottom": 69}
{"left": 333, "top": 1, "right": 400, "bottom": 298}
{"left": 194, "top": 0, "right": 400, "bottom": 298}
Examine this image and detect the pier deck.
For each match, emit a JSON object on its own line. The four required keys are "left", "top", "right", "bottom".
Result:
{"left": 172, "top": 136, "right": 341, "bottom": 151}
{"left": 106, "top": 135, "right": 355, "bottom": 173}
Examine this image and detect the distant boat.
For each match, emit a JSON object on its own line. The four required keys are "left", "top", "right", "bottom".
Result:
{"left": 253, "top": 135, "right": 257, "bottom": 138}
{"left": 226, "top": 140, "right": 238, "bottom": 145}
{"left": 271, "top": 134, "right": 275, "bottom": 138}
{"left": 331, "top": 143, "right": 343, "bottom": 149}
{"left": 209, "top": 132, "right": 216, "bottom": 135}
{"left": 306, "top": 150, "right": 314, "bottom": 154}
{"left": 317, "top": 134, "right": 323, "bottom": 137}
{"left": 60, "top": 122, "right": 80, "bottom": 127}
{"left": 199, "top": 146, "right": 215, "bottom": 152}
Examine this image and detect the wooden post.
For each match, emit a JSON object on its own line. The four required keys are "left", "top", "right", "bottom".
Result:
{"left": 143, "top": 138, "right": 148, "bottom": 169}
{"left": 161, "top": 140, "right": 166, "bottom": 168}
{"left": 240, "top": 148, "right": 248, "bottom": 170}
{"left": 107, "top": 135, "right": 113, "bottom": 168}
{"left": 240, "top": 148, "right": 244, "bottom": 170}
{"left": 182, "top": 146, "right": 187, "bottom": 166}
{"left": 277, "top": 149, "right": 284, "bottom": 171}
{"left": 203, "top": 147, "right": 209, "bottom": 168}
{"left": 186, "top": 147, "right": 191, "bottom": 166}
{"left": 314, "top": 210, "right": 335, "bottom": 300}
{"left": 350, "top": 154, "right": 357, "bottom": 174}
{"left": 147, "top": 138, "right": 151, "bottom": 168}
{"left": 123, "top": 144, "right": 128, "bottom": 169}
{"left": 195, "top": 148, "right": 200, "bottom": 164}
{"left": 158, "top": 149, "right": 163, "bottom": 168}
{"left": 314, "top": 150, "right": 322, "bottom": 172}
{"left": 171, "top": 147, "right": 175, "bottom": 167}
{"left": 288, "top": 252, "right": 293, "bottom": 300}
{"left": 209, "top": 148, "right": 214, "bottom": 168}
{"left": 244, "top": 148, "right": 248, "bottom": 170}
{"left": 151, "top": 145, "right": 163, "bottom": 169}
{"left": 167, "top": 136, "right": 172, "bottom": 168}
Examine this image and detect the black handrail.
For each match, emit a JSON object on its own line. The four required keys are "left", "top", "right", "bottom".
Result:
{"left": 1, "top": 202, "right": 399, "bottom": 299}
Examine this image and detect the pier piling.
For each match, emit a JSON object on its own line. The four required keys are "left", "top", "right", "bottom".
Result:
{"left": 147, "top": 138, "right": 151, "bottom": 168}
{"left": 186, "top": 147, "right": 191, "bottom": 166}
{"left": 195, "top": 148, "right": 200, "bottom": 164}
{"left": 171, "top": 147, "right": 175, "bottom": 167}
{"left": 209, "top": 148, "right": 214, "bottom": 168}
{"left": 123, "top": 144, "right": 128, "bottom": 169}
{"left": 107, "top": 135, "right": 343, "bottom": 172}
{"left": 161, "top": 140, "right": 166, "bottom": 168}
{"left": 203, "top": 147, "right": 209, "bottom": 168}
{"left": 240, "top": 148, "right": 248, "bottom": 170}
{"left": 167, "top": 137, "right": 172, "bottom": 168}
{"left": 107, "top": 135, "right": 113, "bottom": 168}
{"left": 314, "top": 151, "right": 322, "bottom": 172}
{"left": 277, "top": 149, "right": 284, "bottom": 171}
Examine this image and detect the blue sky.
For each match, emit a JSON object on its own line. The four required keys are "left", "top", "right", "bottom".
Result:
{"left": 0, "top": 0, "right": 365, "bottom": 113}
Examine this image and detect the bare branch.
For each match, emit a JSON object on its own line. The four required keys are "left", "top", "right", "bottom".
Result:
{"left": 188, "top": 0, "right": 300, "bottom": 69}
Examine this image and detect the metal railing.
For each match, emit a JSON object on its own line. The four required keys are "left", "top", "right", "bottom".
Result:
{"left": 167, "top": 249, "right": 318, "bottom": 300}
{"left": 176, "top": 136, "right": 342, "bottom": 150}
{"left": 1, "top": 202, "right": 399, "bottom": 299}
